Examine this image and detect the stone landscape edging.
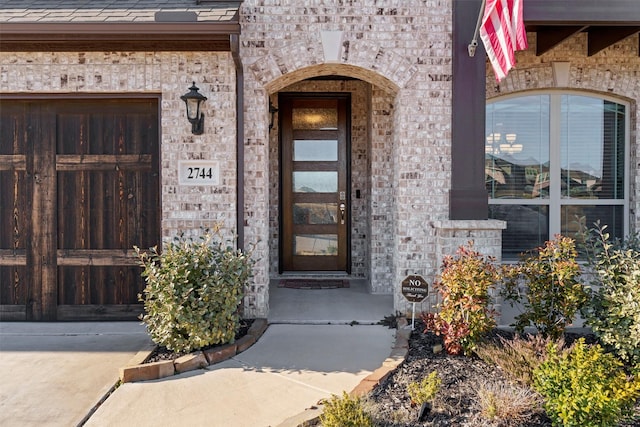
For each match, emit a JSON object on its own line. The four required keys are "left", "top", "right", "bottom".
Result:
{"left": 119, "top": 318, "right": 269, "bottom": 383}
{"left": 276, "top": 317, "right": 411, "bottom": 427}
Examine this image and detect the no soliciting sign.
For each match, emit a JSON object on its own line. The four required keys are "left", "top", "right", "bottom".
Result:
{"left": 401, "top": 275, "right": 428, "bottom": 303}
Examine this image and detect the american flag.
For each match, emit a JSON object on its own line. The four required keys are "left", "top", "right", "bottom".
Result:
{"left": 480, "top": 0, "right": 528, "bottom": 82}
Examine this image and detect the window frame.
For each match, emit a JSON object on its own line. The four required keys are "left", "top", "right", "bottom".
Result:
{"left": 486, "top": 90, "right": 630, "bottom": 253}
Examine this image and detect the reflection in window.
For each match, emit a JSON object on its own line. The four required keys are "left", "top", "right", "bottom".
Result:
{"left": 490, "top": 205, "right": 548, "bottom": 259}
{"left": 293, "top": 171, "right": 337, "bottom": 193}
{"left": 294, "top": 234, "right": 338, "bottom": 256}
{"left": 561, "top": 205, "right": 624, "bottom": 242}
{"left": 487, "top": 93, "right": 627, "bottom": 258}
{"left": 485, "top": 95, "right": 549, "bottom": 200}
{"left": 293, "top": 203, "right": 338, "bottom": 224}
{"left": 560, "top": 97, "right": 625, "bottom": 200}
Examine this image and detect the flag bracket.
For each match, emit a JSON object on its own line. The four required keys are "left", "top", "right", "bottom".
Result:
{"left": 468, "top": 40, "right": 478, "bottom": 57}
{"left": 468, "top": 0, "right": 486, "bottom": 57}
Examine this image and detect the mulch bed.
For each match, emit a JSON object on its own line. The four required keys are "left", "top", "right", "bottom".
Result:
{"left": 367, "top": 320, "right": 639, "bottom": 427}
{"left": 144, "top": 318, "right": 254, "bottom": 364}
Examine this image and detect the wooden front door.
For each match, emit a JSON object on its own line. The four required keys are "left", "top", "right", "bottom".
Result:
{"left": 280, "top": 94, "right": 351, "bottom": 272}
{"left": 0, "top": 99, "right": 160, "bottom": 321}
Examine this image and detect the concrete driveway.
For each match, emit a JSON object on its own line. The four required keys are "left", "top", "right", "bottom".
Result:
{"left": 0, "top": 322, "right": 153, "bottom": 427}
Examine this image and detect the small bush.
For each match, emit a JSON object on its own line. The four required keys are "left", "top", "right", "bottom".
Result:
{"left": 476, "top": 380, "right": 542, "bottom": 425}
{"left": 533, "top": 338, "right": 640, "bottom": 427}
{"left": 501, "top": 235, "right": 589, "bottom": 339}
{"left": 475, "top": 334, "right": 561, "bottom": 387}
{"left": 421, "top": 242, "right": 500, "bottom": 355}
{"left": 135, "top": 230, "right": 254, "bottom": 353}
{"left": 320, "top": 391, "right": 373, "bottom": 427}
{"left": 407, "top": 371, "right": 441, "bottom": 405}
{"left": 579, "top": 223, "right": 640, "bottom": 366}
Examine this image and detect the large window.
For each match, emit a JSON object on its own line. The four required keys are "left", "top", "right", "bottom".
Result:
{"left": 486, "top": 93, "right": 628, "bottom": 258}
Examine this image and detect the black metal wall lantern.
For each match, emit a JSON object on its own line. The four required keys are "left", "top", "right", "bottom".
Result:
{"left": 181, "top": 82, "right": 207, "bottom": 135}
{"left": 269, "top": 99, "right": 278, "bottom": 131}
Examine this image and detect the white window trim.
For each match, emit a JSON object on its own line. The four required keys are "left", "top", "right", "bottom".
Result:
{"left": 487, "top": 90, "right": 630, "bottom": 240}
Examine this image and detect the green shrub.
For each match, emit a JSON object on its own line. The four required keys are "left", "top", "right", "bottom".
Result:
{"left": 579, "top": 223, "right": 640, "bottom": 366}
{"left": 475, "top": 334, "right": 560, "bottom": 387}
{"left": 320, "top": 391, "right": 373, "bottom": 427}
{"left": 135, "top": 230, "right": 254, "bottom": 353}
{"left": 421, "top": 242, "right": 500, "bottom": 355}
{"left": 533, "top": 338, "right": 640, "bottom": 427}
{"left": 501, "top": 235, "right": 589, "bottom": 339}
{"left": 407, "top": 371, "right": 441, "bottom": 405}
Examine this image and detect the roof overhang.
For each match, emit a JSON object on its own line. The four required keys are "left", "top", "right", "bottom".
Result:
{"left": 524, "top": 0, "right": 640, "bottom": 25}
{"left": 0, "top": 22, "right": 241, "bottom": 52}
{"left": 523, "top": 0, "right": 640, "bottom": 56}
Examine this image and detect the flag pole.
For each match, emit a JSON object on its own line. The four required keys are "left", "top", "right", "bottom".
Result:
{"left": 468, "top": 0, "right": 486, "bottom": 57}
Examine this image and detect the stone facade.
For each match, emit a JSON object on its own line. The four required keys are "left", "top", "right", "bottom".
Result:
{"left": 431, "top": 220, "right": 506, "bottom": 317}
{"left": 240, "top": 0, "right": 457, "bottom": 316}
{"left": 1, "top": 1, "right": 638, "bottom": 320}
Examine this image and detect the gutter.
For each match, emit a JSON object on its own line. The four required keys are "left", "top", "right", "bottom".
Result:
{"left": 0, "top": 22, "right": 241, "bottom": 51}
{"left": 230, "top": 34, "right": 245, "bottom": 252}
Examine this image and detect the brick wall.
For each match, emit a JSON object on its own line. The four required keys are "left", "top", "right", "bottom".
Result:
{"left": 240, "top": 3, "right": 638, "bottom": 316}
{"left": 240, "top": 0, "right": 455, "bottom": 315}
{"left": 5, "top": 3, "right": 636, "bottom": 319}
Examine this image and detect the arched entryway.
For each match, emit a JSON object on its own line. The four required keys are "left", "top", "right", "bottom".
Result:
{"left": 239, "top": 20, "right": 432, "bottom": 321}
{"left": 264, "top": 67, "right": 399, "bottom": 322}
{"left": 269, "top": 66, "right": 396, "bottom": 282}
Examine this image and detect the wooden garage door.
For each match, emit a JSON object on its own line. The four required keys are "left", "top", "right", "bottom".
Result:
{"left": 0, "top": 99, "right": 160, "bottom": 321}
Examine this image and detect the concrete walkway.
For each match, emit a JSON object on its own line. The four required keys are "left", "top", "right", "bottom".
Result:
{"left": 0, "top": 282, "right": 396, "bottom": 427}
{"left": 0, "top": 321, "right": 395, "bottom": 427}
{"left": 269, "top": 279, "right": 394, "bottom": 325}
{"left": 85, "top": 324, "right": 395, "bottom": 427}
{"left": 0, "top": 322, "right": 153, "bottom": 427}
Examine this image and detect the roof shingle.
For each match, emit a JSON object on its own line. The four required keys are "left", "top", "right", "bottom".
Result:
{"left": 0, "top": 0, "right": 240, "bottom": 23}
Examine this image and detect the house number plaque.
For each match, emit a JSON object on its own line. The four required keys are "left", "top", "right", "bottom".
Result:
{"left": 178, "top": 160, "right": 220, "bottom": 186}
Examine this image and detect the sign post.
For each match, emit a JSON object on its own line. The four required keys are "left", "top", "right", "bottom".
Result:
{"left": 401, "top": 275, "right": 429, "bottom": 330}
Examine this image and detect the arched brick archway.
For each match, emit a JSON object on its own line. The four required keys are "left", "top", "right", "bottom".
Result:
{"left": 264, "top": 63, "right": 401, "bottom": 95}
{"left": 247, "top": 35, "right": 416, "bottom": 95}
{"left": 239, "top": 5, "right": 456, "bottom": 318}
{"left": 264, "top": 62, "right": 402, "bottom": 289}
{"left": 242, "top": 57, "right": 413, "bottom": 317}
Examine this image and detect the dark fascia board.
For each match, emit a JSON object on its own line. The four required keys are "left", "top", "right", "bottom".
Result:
{"left": 0, "top": 22, "right": 241, "bottom": 51}
{"left": 524, "top": 0, "right": 640, "bottom": 25}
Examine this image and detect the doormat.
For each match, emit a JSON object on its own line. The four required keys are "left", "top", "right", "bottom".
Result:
{"left": 278, "top": 279, "right": 350, "bottom": 289}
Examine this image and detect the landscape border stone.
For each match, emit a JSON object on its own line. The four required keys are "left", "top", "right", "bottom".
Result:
{"left": 276, "top": 317, "right": 410, "bottom": 427}
{"left": 119, "top": 318, "right": 268, "bottom": 383}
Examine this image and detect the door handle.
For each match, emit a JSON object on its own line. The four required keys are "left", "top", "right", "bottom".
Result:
{"left": 339, "top": 203, "right": 346, "bottom": 224}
